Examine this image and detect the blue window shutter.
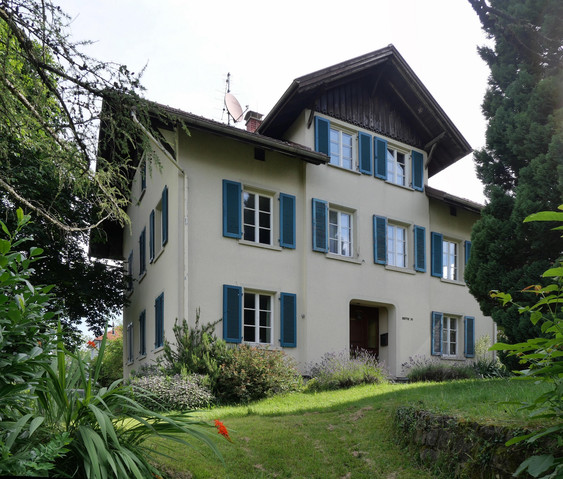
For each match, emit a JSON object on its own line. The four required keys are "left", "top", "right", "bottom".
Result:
{"left": 464, "top": 316, "right": 475, "bottom": 358}
{"left": 374, "top": 137, "right": 387, "bottom": 180}
{"left": 279, "top": 193, "right": 296, "bottom": 249}
{"left": 412, "top": 150, "right": 424, "bottom": 191}
{"left": 315, "top": 117, "right": 330, "bottom": 155}
{"left": 431, "top": 311, "right": 443, "bottom": 356}
{"left": 414, "top": 225, "right": 426, "bottom": 272}
{"left": 223, "top": 285, "right": 242, "bottom": 343}
{"left": 465, "top": 240, "right": 472, "bottom": 266}
{"left": 373, "top": 216, "right": 387, "bottom": 264}
{"left": 358, "top": 132, "right": 373, "bottom": 175}
{"left": 162, "top": 186, "right": 169, "bottom": 246}
{"left": 222, "top": 180, "right": 242, "bottom": 238}
{"left": 155, "top": 293, "right": 164, "bottom": 348}
{"left": 149, "top": 210, "right": 155, "bottom": 262}
{"left": 280, "top": 293, "right": 297, "bottom": 347}
{"left": 431, "top": 232, "right": 443, "bottom": 277}
{"left": 127, "top": 251, "right": 133, "bottom": 291}
{"left": 139, "top": 228, "right": 146, "bottom": 275}
{"left": 312, "top": 198, "right": 328, "bottom": 252}
{"left": 139, "top": 310, "right": 146, "bottom": 356}
{"left": 141, "top": 161, "right": 146, "bottom": 192}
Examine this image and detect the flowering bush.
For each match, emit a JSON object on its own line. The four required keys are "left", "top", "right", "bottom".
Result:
{"left": 131, "top": 373, "right": 215, "bottom": 411}
{"left": 214, "top": 345, "right": 302, "bottom": 404}
{"left": 401, "top": 355, "right": 477, "bottom": 382}
{"left": 306, "top": 350, "right": 389, "bottom": 391}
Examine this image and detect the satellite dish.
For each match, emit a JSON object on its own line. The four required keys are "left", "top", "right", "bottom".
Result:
{"left": 225, "top": 92, "right": 244, "bottom": 123}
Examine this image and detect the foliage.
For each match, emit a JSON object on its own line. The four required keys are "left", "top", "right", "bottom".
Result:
{"left": 0, "top": 0, "right": 153, "bottom": 230}
{"left": 473, "top": 335, "right": 509, "bottom": 378}
{"left": 96, "top": 325, "right": 124, "bottom": 387}
{"left": 465, "top": 0, "right": 563, "bottom": 354}
{"left": 161, "top": 312, "right": 233, "bottom": 381}
{"left": 0, "top": 208, "right": 67, "bottom": 475}
{"left": 305, "top": 350, "right": 389, "bottom": 392}
{"left": 489, "top": 206, "right": 563, "bottom": 479}
{"left": 131, "top": 374, "right": 215, "bottom": 412}
{"left": 401, "top": 355, "right": 477, "bottom": 382}
{"left": 214, "top": 345, "right": 302, "bottom": 404}
{"left": 0, "top": 211, "right": 227, "bottom": 477}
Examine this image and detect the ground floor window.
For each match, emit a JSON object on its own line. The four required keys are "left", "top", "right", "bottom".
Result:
{"left": 442, "top": 315, "right": 457, "bottom": 356}
{"left": 243, "top": 292, "right": 272, "bottom": 344}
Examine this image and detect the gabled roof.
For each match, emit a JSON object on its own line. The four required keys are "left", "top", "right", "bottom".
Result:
{"left": 258, "top": 45, "right": 472, "bottom": 177}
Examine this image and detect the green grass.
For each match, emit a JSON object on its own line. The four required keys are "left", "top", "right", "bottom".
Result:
{"left": 149, "top": 379, "right": 550, "bottom": 478}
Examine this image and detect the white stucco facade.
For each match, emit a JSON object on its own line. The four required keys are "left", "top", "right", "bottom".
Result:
{"left": 114, "top": 47, "right": 496, "bottom": 378}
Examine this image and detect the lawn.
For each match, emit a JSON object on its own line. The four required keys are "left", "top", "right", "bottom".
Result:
{"left": 149, "top": 379, "right": 549, "bottom": 479}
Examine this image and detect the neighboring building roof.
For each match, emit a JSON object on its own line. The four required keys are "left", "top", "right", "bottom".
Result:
{"left": 259, "top": 45, "right": 472, "bottom": 177}
{"left": 425, "top": 185, "right": 483, "bottom": 214}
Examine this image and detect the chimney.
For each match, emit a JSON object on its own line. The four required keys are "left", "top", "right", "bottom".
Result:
{"left": 245, "top": 110, "right": 263, "bottom": 133}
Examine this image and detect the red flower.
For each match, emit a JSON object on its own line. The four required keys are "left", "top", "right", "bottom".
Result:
{"left": 87, "top": 340, "right": 97, "bottom": 349}
{"left": 214, "top": 419, "right": 231, "bottom": 442}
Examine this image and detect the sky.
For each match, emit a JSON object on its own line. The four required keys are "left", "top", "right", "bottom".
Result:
{"left": 56, "top": 0, "right": 492, "bottom": 204}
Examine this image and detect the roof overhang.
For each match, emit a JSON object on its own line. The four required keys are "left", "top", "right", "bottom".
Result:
{"left": 425, "top": 185, "right": 483, "bottom": 214}
{"left": 258, "top": 45, "right": 472, "bottom": 177}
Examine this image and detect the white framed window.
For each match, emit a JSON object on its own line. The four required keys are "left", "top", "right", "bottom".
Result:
{"left": 243, "top": 191, "right": 273, "bottom": 245}
{"left": 243, "top": 291, "right": 273, "bottom": 344}
{"left": 329, "top": 128, "right": 354, "bottom": 170}
{"left": 387, "top": 224, "right": 407, "bottom": 268}
{"left": 442, "top": 315, "right": 458, "bottom": 357}
{"left": 329, "top": 209, "right": 352, "bottom": 257}
{"left": 386, "top": 147, "right": 407, "bottom": 186}
{"left": 442, "top": 240, "right": 458, "bottom": 280}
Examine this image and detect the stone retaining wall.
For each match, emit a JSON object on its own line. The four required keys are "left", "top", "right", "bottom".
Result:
{"left": 394, "top": 406, "right": 556, "bottom": 478}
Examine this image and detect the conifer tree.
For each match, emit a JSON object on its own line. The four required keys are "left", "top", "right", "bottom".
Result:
{"left": 465, "top": 0, "right": 563, "bottom": 358}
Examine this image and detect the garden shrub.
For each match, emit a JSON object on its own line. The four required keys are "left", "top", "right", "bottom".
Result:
{"left": 306, "top": 349, "right": 389, "bottom": 392}
{"left": 472, "top": 335, "right": 509, "bottom": 379}
{"left": 96, "top": 324, "right": 124, "bottom": 387}
{"left": 131, "top": 373, "right": 215, "bottom": 411}
{"left": 160, "top": 313, "right": 233, "bottom": 381}
{"left": 401, "top": 355, "right": 477, "bottom": 382}
{"left": 214, "top": 345, "right": 302, "bottom": 404}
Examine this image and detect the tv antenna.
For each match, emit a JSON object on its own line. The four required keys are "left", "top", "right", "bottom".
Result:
{"left": 224, "top": 73, "right": 247, "bottom": 125}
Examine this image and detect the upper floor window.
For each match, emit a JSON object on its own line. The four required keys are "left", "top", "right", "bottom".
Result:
{"left": 243, "top": 191, "right": 272, "bottom": 245}
{"left": 442, "top": 240, "right": 458, "bottom": 281}
{"left": 386, "top": 147, "right": 406, "bottom": 186}
{"left": 126, "top": 323, "right": 134, "bottom": 363}
{"left": 329, "top": 209, "right": 352, "bottom": 257}
{"left": 329, "top": 128, "right": 354, "bottom": 170}
{"left": 387, "top": 224, "right": 406, "bottom": 267}
{"left": 243, "top": 292, "right": 272, "bottom": 344}
{"left": 431, "top": 233, "right": 471, "bottom": 282}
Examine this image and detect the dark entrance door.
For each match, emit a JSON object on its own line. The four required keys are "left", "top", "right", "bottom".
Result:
{"left": 349, "top": 305, "right": 379, "bottom": 357}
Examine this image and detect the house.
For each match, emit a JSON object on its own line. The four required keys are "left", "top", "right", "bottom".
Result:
{"left": 92, "top": 45, "right": 496, "bottom": 378}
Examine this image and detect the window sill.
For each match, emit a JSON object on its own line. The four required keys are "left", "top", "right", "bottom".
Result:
{"left": 137, "top": 354, "right": 147, "bottom": 361}
{"left": 384, "top": 180, "right": 416, "bottom": 192}
{"left": 440, "top": 278, "right": 466, "bottom": 287}
{"left": 243, "top": 342, "right": 279, "bottom": 350}
{"left": 239, "top": 239, "right": 282, "bottom": 252}
{"left": 326, "top": 253, "right": 362, "bottom": 264}
{"left": 153, "top": 346, "right": 164, "bottom": 353}
{"left": 138, "top": 271, "right": 147, "bottom": 283}
{"left": 150, "top": 247, "right": 165, "bottom": 265}
{"left": 385, "top": 265, "right": 416, "bottom": 275}
{"left": 327, "top": 163, "right": 361, "bottom": 175}
{"left": 440, "top": 356, "right": 465, "bottom": 361}
{"left": 126, "top": 360, "right": 134, "bottom": 366}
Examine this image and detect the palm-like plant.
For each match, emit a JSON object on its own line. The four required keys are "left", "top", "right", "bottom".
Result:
{"left": 37, "top": 327, "right": 223, "bottom": 478}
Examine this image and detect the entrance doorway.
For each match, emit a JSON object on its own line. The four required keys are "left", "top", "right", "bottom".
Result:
{"left": 349, "top": 305, "right": 379, "bottom": 357}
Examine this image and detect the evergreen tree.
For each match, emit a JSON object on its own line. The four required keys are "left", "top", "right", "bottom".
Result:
{"left": 465, "top": 0, "right": 563, "bottom": 356}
